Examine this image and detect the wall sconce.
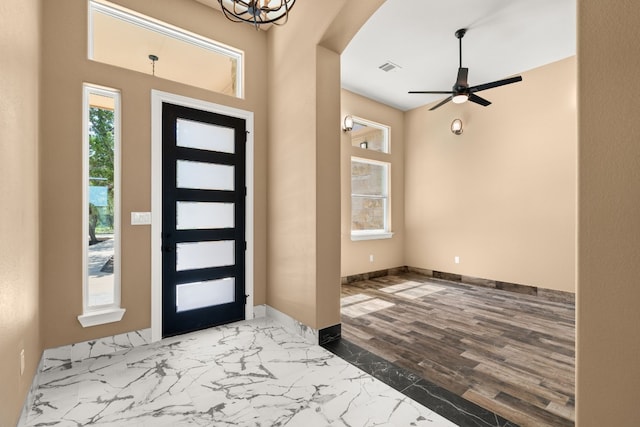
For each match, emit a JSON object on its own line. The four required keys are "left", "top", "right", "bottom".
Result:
{"left": 343, "top": 115, "right": 354, "bottom": 132}
{"left": 451, "top": 118, "right": 463, "bottom": 135}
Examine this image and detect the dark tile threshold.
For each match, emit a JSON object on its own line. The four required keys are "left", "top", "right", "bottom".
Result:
{"left": 318, "top": 323, "right": 341, "bottom": 345}
{"left": 322, "top": 338, "right": 518, "bottom": 427}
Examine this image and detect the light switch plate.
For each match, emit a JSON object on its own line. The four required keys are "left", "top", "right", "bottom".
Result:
{"left": 131, "top": 211, "right": 152, "bottom": 225}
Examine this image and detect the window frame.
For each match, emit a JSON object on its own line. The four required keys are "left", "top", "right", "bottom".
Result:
{"left": 350, "top": 156, "right": 393, "bottom": 241}
{"left": 349, "top": 116, "right": 390, "bottom": 154}
{"left": 88, "top": 0, "right": 244, "bottom": 98}
{"left": 78, "top": 83, "right": 126, "bottom": 327}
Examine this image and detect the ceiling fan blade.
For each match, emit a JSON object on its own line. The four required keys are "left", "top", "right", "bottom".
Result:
{"left": 456, "top": 67, "right": 468, "bottom": 87}
{"left": 468, "top": 93, "right": 491, "bottom": 107}
{"left": 429, "top": 96, "right": 453, "bottom": 111}
{"left": 470, "top": 75, "right": 522, "bottom": 93}
{"left": 409, "top": 90, "right": 452, "bottom": 94}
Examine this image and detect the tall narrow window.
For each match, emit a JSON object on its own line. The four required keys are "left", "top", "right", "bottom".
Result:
{"left": 349, "top": 116, "right": 392, "bottom": 240}
{"left": 79, "top": 84, "right": 125, "bottom": 327}
{"left": 351, "top": 158, "right": 392, "bottom": 240}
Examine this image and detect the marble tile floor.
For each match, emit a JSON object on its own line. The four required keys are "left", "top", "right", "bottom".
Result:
{"left": 20, "top": 317, "right": 457, "bottom": 427}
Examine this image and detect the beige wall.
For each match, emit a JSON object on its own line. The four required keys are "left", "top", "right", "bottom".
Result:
{"left": 266, "top": 1, "right": 341, "bottom": 330}
{"left": 4, "top": 0, "right": 640, "bottom": 424}
{"left": 315, "top": 46, "right": 343, "bottom": 329}
{"left": 40, "top": 0, "right": 268, "bottom": 349}
{"left": 404, "top": 57, "right": 577, "bottom": 293}
{"left": 341, "top": 90, "right": 405, "bottom": 277}
{"left": 0, "top": 0, "right": 42, "bottom": 424}
{"left": 577, "top": 1, "right": 640, "bottom": 424}
{"left": 266, "top": 0, "right": 384, "bottom": 329}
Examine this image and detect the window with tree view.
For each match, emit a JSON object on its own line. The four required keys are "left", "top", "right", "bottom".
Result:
{"left": 80, "top": 84, "right": 124, "bottom": 326}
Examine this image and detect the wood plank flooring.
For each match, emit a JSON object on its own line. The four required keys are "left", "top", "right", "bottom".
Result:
{"left": 340, "top": 273, "right": 575, "bottom": 426}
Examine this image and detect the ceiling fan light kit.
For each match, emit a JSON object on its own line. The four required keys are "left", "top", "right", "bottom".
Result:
{"left": 452, "top": 94, "right": 468, "bottom": 104}
{"left": 409, "top": 28, "right": 523, "bottom": 111}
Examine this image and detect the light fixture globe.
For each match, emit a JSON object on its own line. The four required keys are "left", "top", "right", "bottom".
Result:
{"left": 218, "top": 0, "right": 295, "bottom": 28}
{"left": 343, "top": 115, "right": 354, "bottom": 132}
{"left": 451, "top": 118, "right": 463, "bottom": 135}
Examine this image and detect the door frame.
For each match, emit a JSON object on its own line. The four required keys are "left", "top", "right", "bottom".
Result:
{"left": 151, "top": 90, "right": 254, "bottom": 342}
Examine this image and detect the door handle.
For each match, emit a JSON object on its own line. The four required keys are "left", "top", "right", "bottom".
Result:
{"left": 162, "top": 233, "right": 172, "bottom": 252}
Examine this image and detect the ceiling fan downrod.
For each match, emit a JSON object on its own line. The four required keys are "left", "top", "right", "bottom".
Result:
{"left": 455, "top": 28, "right": 466, "bottom": 69}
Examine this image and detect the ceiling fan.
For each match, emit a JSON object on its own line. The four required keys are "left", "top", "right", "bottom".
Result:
{"left": 409, "top": 28, "right": 523, "bottom": 111}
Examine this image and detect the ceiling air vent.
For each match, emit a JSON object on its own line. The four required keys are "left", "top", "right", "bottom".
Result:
{"left": 378, "top": 61, "right": 401, "bottom": 72}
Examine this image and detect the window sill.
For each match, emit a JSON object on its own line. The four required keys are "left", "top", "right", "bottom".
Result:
{"left": 351, "top": 232, "right": 394, "bottom": 241}
{"left": 78, "top": 308, "right": 126, "bottom": 328}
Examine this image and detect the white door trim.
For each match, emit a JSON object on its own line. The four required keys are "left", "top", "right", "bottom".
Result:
{"left": 150, "top": 90, "right": 254, "bottom": 342}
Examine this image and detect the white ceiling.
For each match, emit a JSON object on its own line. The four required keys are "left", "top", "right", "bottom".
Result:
{"left": 341, "top": 0, "right": 576, "bottom": 111}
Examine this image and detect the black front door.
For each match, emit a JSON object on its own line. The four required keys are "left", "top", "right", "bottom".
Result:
{"left": 161, "top": 102, "right": 246, "bottom": 338}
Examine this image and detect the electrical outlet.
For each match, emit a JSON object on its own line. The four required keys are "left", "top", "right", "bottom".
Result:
{"left": 20, "top": 349, "right": 25, "bottom": 376}
{"left": 369, "top": 254, "right": 374, "bottom": 263}
{"left": 454, "top": 256, "right": 460, "bottom": 264}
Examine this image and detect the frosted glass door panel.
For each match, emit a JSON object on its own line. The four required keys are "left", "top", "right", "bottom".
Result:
{"left": 177, "top": 202, "right": 234, "bottom": 230}
{"left": 176, "top": 119, "right": 235, "bottom": 153}
{"left": 176, "top": 240, "right": 235, "bottom": 271}
{"left": 176, "top": 160, "right": 234, "bottom": 191}
{"left": 176, "top": 278, "right": 235, "bottom": 312}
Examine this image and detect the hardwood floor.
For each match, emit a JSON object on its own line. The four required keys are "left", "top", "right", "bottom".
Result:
{"left": 340, "top": 273, "right": 575, "bottom": 426}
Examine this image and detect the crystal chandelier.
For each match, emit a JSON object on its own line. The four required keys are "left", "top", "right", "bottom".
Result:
{"left": 218, "top": 0, "right": 296, "bottom": 29}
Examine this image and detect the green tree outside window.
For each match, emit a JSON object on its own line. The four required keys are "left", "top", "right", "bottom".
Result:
{"left": 88, "top": 107, "right": 114, "bottom": 244}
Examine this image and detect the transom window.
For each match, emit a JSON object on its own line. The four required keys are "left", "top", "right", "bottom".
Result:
{"left": 89, "top": 0, "right": 243, "bottom": 97}
{"left": 350, "top": 117, "right": 389, "bottom": 153}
